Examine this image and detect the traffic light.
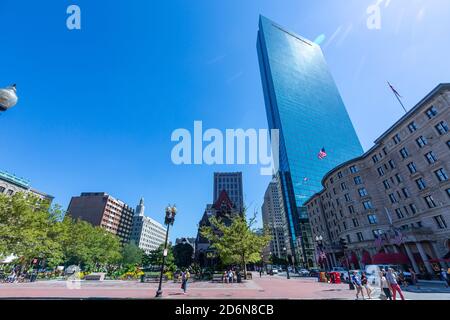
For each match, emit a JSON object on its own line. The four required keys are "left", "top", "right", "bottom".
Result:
{"left": 339, "top": 238, "right": 348, "bottom": 250}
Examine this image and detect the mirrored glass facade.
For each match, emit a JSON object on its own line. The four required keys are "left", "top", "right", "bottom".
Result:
{"left": 257, "top": 16, "right": 363, "bottom": 265}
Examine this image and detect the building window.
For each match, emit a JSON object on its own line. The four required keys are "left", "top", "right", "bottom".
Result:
{"left": 424, "top": 195, "right": 437, "bottom": 209}
{"left": 433, "top": 215, "right": 447, "bottom": 229}
{"left": 373, "top": 229, "right": 383, "bottom": 238}
{"left": 447, "top": 189, "right": 450, "bottom": 199}
{"left": 425, "top": 151, "right": 438, "bottom": 164}
{"left": 408, "top": 122, "right": 418, "bottom": 133}
{"left": 407, "top": 162, "right": 418, "bottom": 174}
{"left": 393, "top": 134, "right": 401, "bottom": 145}
{"left": 337, "top": 172, "right": 343, "bottom": 179}
{"left": 372, "top": 155, "right": 379, "bottom": 164}
{"left": 415, "top": 178, "right": 427, "bottom": 190}
{"left": 395, "top": 174, "right": 403, "bottom": 184}
{"left": 353, "top": 218, "right": 359, "bottom": 227}
{"left": 425, "top": 106, "right": 438, "bottom": 119}
{"left": 363, "top": 201, "right": 373, "bottom": 210}
{"left": 346, "top": 234, "right": 352, "bottom": 244}
{"left": 383, "top": 180, "right": 391, "bottom": 190}
{"left": 348, "top": 205, "right": 355, "bottom": 214}
{"left": 354, "top": 176, "right": 363, "bottom": 185}
{"left": 435, "top": 121, "right": 449, "bottom": 135}
{"left": 6, "top": 190, "right": 13, "bottom": 196}
{"left": 383, "top": 147, "right": 388, "bottom": 155}
{"left": 416, "top": 136, "right": 428, "bottom": 148}
{"left": 409, "top": 203, "right": 418, "bottom": 214}
{"left": 341, "top": 182, "right": 347, "bottom": 191}
{"left": 402, "top": 188, "right": 410, "bottom": 198}
{"left": 0, "top": 187, "right": 5, "bottom": 193}
{"left": 350, "top": 165, "right": 359, "bottom": 174}
{"left": 388, "top": 160, "right": 396, "bottom": 169}
{"left": 447, "top": 141, "right": 450, "bottom": 149}
{"left": 400, "top": 148, "right": 409, "bottom": 159}
{"left": 377, "top": 167, "right": 385, "bottom": 177}
{"left": 435, "top": 168, "right": 449, "bottom": 182}
{"left": 395, "top": 208, "right": 405, "bottom": 219}
{"left": 345, "top": 194, "right": 351, "bottom": 202}
{"left": 368, "top": 214, "right": 378, "bottom": 224}
{"left": 357, "top": 232, "right": 364, "bottom": 242}
{"left": 358, "top": 188, "right": 368, "bottom": 197}
{"left": 388, "top": 194, "right": 398, "bottom": 204}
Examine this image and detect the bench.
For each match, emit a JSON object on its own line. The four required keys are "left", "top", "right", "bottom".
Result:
{"left": 84, "top": 273, "right": 106, "bottom": 281}
{"left": 212, "top": 273, "right": 224, "bottom": 283}
{"left": 141, "top": 274, "right": 167, "bottom": 283}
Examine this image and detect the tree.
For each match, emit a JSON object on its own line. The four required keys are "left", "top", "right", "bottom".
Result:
{"left": 200, "top": 213, "right": 271, "bottom": 279}
{"left": 121, "top": 243, "right": 144, "bottom": 266}
{"left": 59, "top": 216, "right": 122, "bottom": 270}
{"left": 145, "top": 244, "right": 176, "bottom": 272}
{"left": 173, "top": 242, "right": 194, "bottom": 269}
{"left": 0, "top": 193, "right": 64, "bottom": 268}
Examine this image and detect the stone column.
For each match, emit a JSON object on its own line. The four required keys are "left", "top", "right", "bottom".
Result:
{"left": 431, "top": 242, "right": 448, "bottom": 269}
{"left": 416, "top": 242, "right": 434, "bottom": 274}
{"left": 403, "top": 243, "right": 420, "bottom": 273}
{"left": 392, "top": 245, "right": 399, "bottom": 253}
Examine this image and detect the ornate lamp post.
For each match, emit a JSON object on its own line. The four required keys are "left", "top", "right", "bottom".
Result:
{"left": 283, "top": 247, "right": 290, "bottom": 280}
{"left": 315, "top": 235, "right": 325, "bottom": 270}
{"left": 0, "top": 84, "right": 18, "bottom": 112}
{"left": 155, "top": 205, "right": 177, "bottom": 298}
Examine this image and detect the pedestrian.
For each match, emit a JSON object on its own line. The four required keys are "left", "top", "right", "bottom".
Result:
{"left": 351, "top": 271, "right": 365, "bottom": 300}
{"left": 361, "top": 272, "right": 372, "bottom": 299}
{"left": 409, "top": 268, "right": 419, "bottom": 289}
{"left": 223, "top": 270, "right": 228, "bottom": 283}
{"left": 380, "top": 271, "right": 392, "bottom": 300}
{"left": 398, "top": 271, "right": 408, "bottom": 287}
{"left": 439, "top": 268, "right": 449, "bottom": 288}
{"left": 259, "top": 268, "right": 263, "bottom": 278}
{"left": 181, "top": 269, "right": 190, "bottom": 294}
{"left": 386, "top": 268, "right": 405, "bottom": 300}
{"left": 228, "top": 270, "right": 233, "bottom": 284}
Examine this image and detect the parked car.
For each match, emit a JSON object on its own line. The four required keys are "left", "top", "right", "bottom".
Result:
{"left": 272, "top": 269, "right": 279, "bottom": 275}
{"left": 309, "top": 268, "right": 321, "bottom": 277}
{"left": 297, "top": 269, "right": 310, "bottom": 277}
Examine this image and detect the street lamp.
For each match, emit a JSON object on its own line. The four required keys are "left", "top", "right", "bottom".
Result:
{"left": 315, "top": 235, "right": 326, "bottom": 270}
{"left": 283, "top": 247, "right": 290, "bottom": 280}
{"left": 155, "top": 204, "right": 177, "bottom": 298}
{"left": 0, "top": 84, "right": 18, "bottom": 112}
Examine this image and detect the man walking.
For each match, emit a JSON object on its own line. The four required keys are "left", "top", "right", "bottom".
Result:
{"left": 351, "top": 271, "right": 365, "bottom": 300}
{"left": 386, "top": 268, "right": 405, "bottom": 300}
{"left": 440, "top": 268, "right": 449, "bottom": 288}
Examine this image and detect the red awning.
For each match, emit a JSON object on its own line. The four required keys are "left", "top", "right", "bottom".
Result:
{"left": 361, "top": 251, "right": 372, "bottom": 265}
{"left": 372, "top": 252, "right": 410, "bottom": 265}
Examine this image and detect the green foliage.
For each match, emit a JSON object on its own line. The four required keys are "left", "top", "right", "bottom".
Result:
{"left": 0, "top": 193, "right": 64, "bottom": 267}
{"left": 121, "top": 242, "right": 144, "bottom": 266}
{"left": 0, "top": 192, "right": 122, "bottom": 271}
{"left": 144, "top": 244, "right": 176, "bottom": 273}
{"left": 173, "top": 242, "right": 194, "bottom": 269}
{"left": 200, "top": 213, "right": 271, "bottom": 277}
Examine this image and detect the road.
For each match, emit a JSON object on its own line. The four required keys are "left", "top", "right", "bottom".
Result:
{"left": 0, "top": 275, "right": 449, "bottom": 300}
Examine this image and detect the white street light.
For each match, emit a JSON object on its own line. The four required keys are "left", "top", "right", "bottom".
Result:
{"left": 0, "top": 84, "right": 18, "bottom": 112}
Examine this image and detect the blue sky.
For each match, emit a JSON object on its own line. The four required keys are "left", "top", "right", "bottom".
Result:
{"left": 1, "top": 0, "right": 450, "bottom": 241}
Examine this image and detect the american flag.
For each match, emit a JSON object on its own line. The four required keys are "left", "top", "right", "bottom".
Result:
{"left": 318, "top": 147, "right": 327, "bottom": 160}
{"left": 393, "top": 229, "right": 404, "bottom": 245}
{"left": 374, "top": 236, "right": 383, "bottom": 249}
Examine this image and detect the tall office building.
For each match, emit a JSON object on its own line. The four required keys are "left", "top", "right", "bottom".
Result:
{"left": 213, "top": 172, "right": 244, "bottom": 213}
{"left": 257, "top": 16, "right": 364, "bottom": 266}
{"left": 130, "top": 198, "right": 167, "bottom": 254}
{"left": 67, "top": 192, "right": 134, "bottom": 244}
{"left": 262, "top": 178, "right": 288, "bottom": 260}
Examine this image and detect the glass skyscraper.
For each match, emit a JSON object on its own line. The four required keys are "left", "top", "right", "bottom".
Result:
{"left": 257, "top": 16, "right": 364, "bottom": 266}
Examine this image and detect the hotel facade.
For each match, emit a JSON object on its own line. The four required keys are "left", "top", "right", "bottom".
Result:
{"left": 305, "top": 84, "right": 450, "bottom": 275}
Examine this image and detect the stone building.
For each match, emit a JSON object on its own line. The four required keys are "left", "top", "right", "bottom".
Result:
{"left": 305, "top": 83, "right": 450, "bottom": 275}
{"left": 0, "top": 169, "right": 53, "bottom": 203}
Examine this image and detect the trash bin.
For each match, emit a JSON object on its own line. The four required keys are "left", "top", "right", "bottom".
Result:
{"left": 237, "top": 273, "right": 242, "bottom": 283}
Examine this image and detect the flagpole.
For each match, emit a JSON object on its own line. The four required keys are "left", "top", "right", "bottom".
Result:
{"left": 387, "top": 81, "right": 407, "bottom": 113}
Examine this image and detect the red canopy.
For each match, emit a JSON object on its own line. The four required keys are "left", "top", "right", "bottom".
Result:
{"left": 361, "top": 251, "right": 372, "bottom": 265}
{"left": 372, "top": 252, "right": 410, "bottom": 265}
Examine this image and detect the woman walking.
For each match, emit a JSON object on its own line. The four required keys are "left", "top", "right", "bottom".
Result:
{"left": 386, "top": 268, "right": 405, "bottom": 300}
{"left": 380, "top": 271, "right": 392, "bottom": 300}
{"left": 181, "top": 269, "right": 190, "bottom": 294}
{"left": 351, "top": 271, "right": 365, "bottom": 300}
{"left": 361, "top": 272, "right": 372, "bottom": 299}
